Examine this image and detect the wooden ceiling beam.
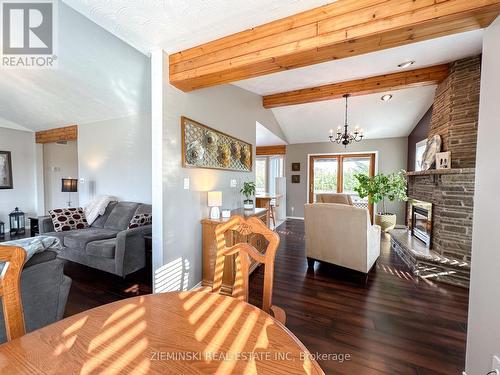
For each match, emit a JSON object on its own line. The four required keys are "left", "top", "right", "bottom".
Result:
{"left": 262, "top": 64, "right": 450, "bottom": 108}
{"left": 35, "top": 125, "right": 77, "bottom": 144}
{"left": 169, "top": 0, "right": 500, "bottom": 92}
{"left": 256, "top": 145, "right": 286, "bottom": 155}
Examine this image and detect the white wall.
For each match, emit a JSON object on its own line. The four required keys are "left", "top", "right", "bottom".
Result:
{"left": 43, "top": 141, "right": 79, "bottom": 210}
{"left": 285, "top": 138, "right": 408, "bottom": 220}
{"left": 0, "top": 127, "right": 37, "bottom": 229}
{"left": 465, "top": 17, "right": 500, "bottom": 375}
{"left": 78, "top": 113, "right": 152, "bottom": 205}
{"left": 152, "top": 52, "right": 282, "bottom": 291}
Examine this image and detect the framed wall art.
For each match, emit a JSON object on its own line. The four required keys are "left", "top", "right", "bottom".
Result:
{"left": 291, "top": 175, "right": 300, "bottom": 183}
{"left": 181, "top": 117, "right": 253, "bottom": 172}
{"left": 291, "top": 162, "right": 300, "bottom": 171}
{"left": 0, "top": 151, "right": 13, "bottom": 189}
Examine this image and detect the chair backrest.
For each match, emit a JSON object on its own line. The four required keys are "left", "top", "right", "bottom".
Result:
{"left": 316, "top": 193, "right": 353, "bottom": 205}
{"left": 0, "top": 246, "right": 26, "bottom": 341}
{"left": 213, "top": 215, "right": 280, "bottom": 314}
{"left": 304, "top": 203, "right": 370, "bottom": 271}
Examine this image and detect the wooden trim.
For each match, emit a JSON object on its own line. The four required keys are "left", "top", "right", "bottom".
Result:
{"left": 256, "top": 145, "right": 286, "bottom": 155}
{"left": 169, "top": 0, "right": 500, "bottom": 91}
{"left": 308, "top": 153, "right": 376, "bottom": 220}
{"left": 35, "top": 125, "right": 77, "bottom": 144}
{"left": 263, "top": 64, "right": 449, "bottom": 108}
{"left": 0, "top": 246, "right": 26, "bottom": 341}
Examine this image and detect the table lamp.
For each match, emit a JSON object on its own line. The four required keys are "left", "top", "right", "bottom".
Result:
{"left": 62, "top": 178, "right": 78, "bottom": 207}
{"left": 208, "top": 191, "right": 222, "bottom": 219}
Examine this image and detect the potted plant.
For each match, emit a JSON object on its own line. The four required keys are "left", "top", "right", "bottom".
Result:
{"left": 240, "top": 181, "right": 256, "bottom": 210}
{"left": 354, "top": 171, "right": 408, "bottom": 232}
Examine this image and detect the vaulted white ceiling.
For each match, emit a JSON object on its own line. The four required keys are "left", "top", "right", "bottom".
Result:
{"left": 0, "top": 3, "right": 150, "bottom": 132}
{"left": 256, "top": 121, "right": 287, "bottom": 146}
{"left": 272, "top": 86, "right": 437, "bottom": 144}
{"left": 0, "top": 0, "right": 485, "bottom": 143}
{"left": 62, "top": 0, "right": 335, "bottom": 54}
{"left": 234, "top": 30, "right": 483, "bottom": 95}
{"left": 235, "top": 30, "right": 483, "bottom": 143}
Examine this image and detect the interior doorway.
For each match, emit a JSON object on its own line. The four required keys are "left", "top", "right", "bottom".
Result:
{"left": 308, "top": 153, "right": 376, "bottom": 218}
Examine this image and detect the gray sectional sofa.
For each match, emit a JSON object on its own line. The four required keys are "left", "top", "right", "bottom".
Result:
{"left": 0, "top": 250, "right": 72, "bottom": 343}
{"left": 39, "top": 201, "right": 152, "bottom": 277}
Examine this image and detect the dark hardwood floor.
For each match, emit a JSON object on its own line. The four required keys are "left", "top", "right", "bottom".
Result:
{"left": 62, "top": 260, "right": 152, "bottom": 317}
{"left": 248, "top": 219, "right": 469, "bottom": 375}
{"left": 24, "top": 219, "right": 468, "bottom": 374}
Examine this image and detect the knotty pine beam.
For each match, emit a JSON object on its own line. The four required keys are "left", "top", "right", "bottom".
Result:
{"left": 35, "top": 125, "right": 77, "bottom": 144}
{"left": 169, "top": 0, "right": 500, "bottom": 92}
{"left": 263, "top": 64, "right": 449, "bottom": 108}
{"left": 256, "top": 145, "right": 286, "bottom": 155}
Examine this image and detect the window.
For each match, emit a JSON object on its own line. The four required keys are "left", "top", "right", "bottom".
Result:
{"left": 309, "top": 153, "right": 375, "bottom": 217}
{"left": 255, "top": 155, "right": 284, "bottom": 194}
{"left": 268, "top": 155, "right": 284, "bottom": 195}
{"left": 415, "top": 139, "right": 427, "bottom": 171}
{"left": 255, "top": 157, "right": 267, "bottom": 194}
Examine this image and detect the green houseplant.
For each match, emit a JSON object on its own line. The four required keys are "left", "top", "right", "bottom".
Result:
{"left": 240, "top": 181, "right": 256, "bottom": 209}
{"left": 354, "top": 171, "right": 408, "bottom": 232}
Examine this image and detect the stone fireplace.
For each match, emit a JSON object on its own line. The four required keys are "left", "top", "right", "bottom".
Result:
{"left": 389, "top": 56, "right": 480, "bottom": 288}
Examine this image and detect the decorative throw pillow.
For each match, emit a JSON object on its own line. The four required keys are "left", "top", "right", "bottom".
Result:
{"left": 128, "top": 213, "right": 152, "bottom": 229}
{"left": 49, "top": 207, "right": 89, "bottom": 232}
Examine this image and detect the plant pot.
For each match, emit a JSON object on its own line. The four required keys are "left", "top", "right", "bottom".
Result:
{"left": 243, "top": 199, "right": 254, "bottom": 210}
{"left": 375, "top": 213, "right": 397, "bottom": 232}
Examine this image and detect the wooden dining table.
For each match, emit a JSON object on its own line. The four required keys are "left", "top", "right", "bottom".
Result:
{"left": 0, "top": 291, "right": 324, "bottom": 374}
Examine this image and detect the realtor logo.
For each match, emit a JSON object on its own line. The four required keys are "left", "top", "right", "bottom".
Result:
{"left": 1, "top": 0, "right": 57, "bottom": 68}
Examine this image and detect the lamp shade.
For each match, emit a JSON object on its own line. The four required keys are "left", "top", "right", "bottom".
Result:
{"left": 207, "top": 191, "right": 222, "bottom": 207}
{"left": 61, "top": 178, "right": 78, "bottom": 192}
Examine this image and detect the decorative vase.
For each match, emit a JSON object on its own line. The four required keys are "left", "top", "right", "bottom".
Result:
{"left": 375, "top": 213, "right": 397, "bottom": 232}
{"left": 243, "top": 199, "right": 254, "bottom": 210}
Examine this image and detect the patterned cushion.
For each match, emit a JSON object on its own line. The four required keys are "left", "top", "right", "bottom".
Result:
{"left": 128, "top": 213, "right": 152, "bottom": 229}
{"left": 49, "top": 207, "right": 89, "bottom": 232}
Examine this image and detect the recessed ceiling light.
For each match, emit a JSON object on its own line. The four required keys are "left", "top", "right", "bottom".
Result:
{"left": 381, "top": 94, "right": 393, "bottom": 101}
{"left": 398, "top": 60, "right": 415, "bottom": 68}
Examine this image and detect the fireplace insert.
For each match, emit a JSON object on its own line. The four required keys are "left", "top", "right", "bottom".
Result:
{"left": 409, "top": 200, "right": 432, "bottom": 247}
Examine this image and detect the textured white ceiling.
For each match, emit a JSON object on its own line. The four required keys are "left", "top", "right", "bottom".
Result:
{"left": 62, "top": 0, "right": 334, "bottom": 54}
{"left": 234, "top": 30, "right": 483, "bottom": 95}
{"left": 0, "top": 3, "right": 150, "bottom": 132}
{"left": 272, "top": 86, "right": 436, "bottom": 144}
{"left": 256, "top": 121, "right": 287, "bottom": 146}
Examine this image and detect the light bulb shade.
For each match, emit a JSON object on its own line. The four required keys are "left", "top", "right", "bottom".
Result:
{"left": 61, "top": 178, "right": 78, "bottom": 192}
{"left": 207, "top": 191, "right": 222, "bottom": 207}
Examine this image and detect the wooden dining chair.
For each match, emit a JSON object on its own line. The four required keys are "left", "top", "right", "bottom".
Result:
{"left": 213, "top": 215, "right": 286, "bottom": 324}
{"left": 0, "top": 246, "right": 26, "bottom": 341}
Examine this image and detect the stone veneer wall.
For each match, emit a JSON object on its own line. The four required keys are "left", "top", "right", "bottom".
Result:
{"left": 429, "top": 56, "right": 481, "bottom": 168}
{"left": 407, "top": 169, "right": 475, "bottom": 262}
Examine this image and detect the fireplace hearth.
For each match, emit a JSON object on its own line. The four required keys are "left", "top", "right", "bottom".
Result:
{"left": 389, "top": 168, "right": 475, "bottom": 288}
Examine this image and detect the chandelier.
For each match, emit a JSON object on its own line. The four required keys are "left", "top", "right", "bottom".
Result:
{"left": 329, "top": 94, "right": 364, "bottom": 147}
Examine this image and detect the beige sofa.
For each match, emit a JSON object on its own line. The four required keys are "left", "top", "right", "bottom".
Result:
{"left": 304, "top": 203, "right": 381, "bottom": 273}
{"left": 316, "top": 193, "right": 353, "bottom": 205}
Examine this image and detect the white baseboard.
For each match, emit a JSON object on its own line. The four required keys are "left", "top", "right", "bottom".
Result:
{"left": 286, "top": 216, "right": 304, "bottom": 220}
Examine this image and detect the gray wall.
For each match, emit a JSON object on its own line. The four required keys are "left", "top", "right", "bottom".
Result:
{"left": 153, "top": 53, "right": 282, "bottom": 291}
{"left": 43, "top": 141, "right": 79, "bottom": 210}
{"left": 466, "top": 16, "right": 500, "bottom": 375}
{"left": 78, "top": 113, "right": 152, "bottom": 205}
{"left": 407, "top": 106, "right": 432, "bottom": 172}
{"left": 0, "top": 127, "right": 37, "bottom": 228}
{"left": 286, "top": 137, "right": 408, "bottom": 221}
